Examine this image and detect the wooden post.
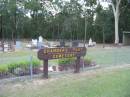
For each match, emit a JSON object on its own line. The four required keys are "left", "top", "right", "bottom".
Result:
{"left": 74, "top": 56, "right": 80, "bottom": 73}
{"left": 43, "top": 60, "right": 48, "bottom": 78}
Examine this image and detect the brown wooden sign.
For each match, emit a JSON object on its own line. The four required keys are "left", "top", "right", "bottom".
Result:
{"left": 37, "top": 47, "right": 87, "bottom": 78}
{"left": 38, "top": 47, "right": 86, "bottom": 60}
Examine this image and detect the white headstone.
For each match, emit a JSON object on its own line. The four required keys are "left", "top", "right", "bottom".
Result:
{"left": 39, "top": 36, "right": 43, "bottom": 43}
{"left": 89, "top": 38, "right": 93, "bottom": 46}
{"left": 16, "top": 41, "right": 22, "bottom": 49}
{"left": 32, "top": 39, "right": 38, "bottom": 46}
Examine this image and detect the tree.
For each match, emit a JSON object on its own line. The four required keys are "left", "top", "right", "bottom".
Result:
{"left": 95, "top": 4, "right": 114, "bottom": 43}
{"left": 102, "top": 0, "right": 122, "bottom": 44}
{"left": 83, "top": 0, "right": 97, "bottom": 41}
{"left": 53, "top": 0, "right": 83, "bottom": 40}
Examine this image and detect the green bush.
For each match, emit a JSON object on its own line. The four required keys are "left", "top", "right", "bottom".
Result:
{"left": 58, "top": 58, "right": 75, "bottom": 66}
{"left": 0, "top": 59, "right": 41, "bottom": 74}
{"left": 0, "top": 65, "right": 8, "bottom": 73}
{"left": 8, "top": 59, "right": 41, "bottom": 72}
{"left": 32, "top": 59, "right": 41, "bottom": 68}
{"left": 84, "top": 57, "right": 92, "bottom": 65}
{"left": 58, "top": 57, "right": 93, "bottom": 67}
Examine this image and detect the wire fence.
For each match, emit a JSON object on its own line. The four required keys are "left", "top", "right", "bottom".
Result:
{"left": 0, "top": 42, "right": 130, "bottom": 82}
{"left": 0, "top": 56, "right": 40, "bottom": 80}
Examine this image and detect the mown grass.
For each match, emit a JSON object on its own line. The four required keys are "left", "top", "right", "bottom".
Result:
{"left": 0, "top": 50, "right": 59, "bottom": 66}
{"left": 0, "top": 50, "right": 37, "bottom": 65}
{"left": 0, "top": 47, "right": 130, "bottom": 67}
{"left": 0, "top": 67, "right": 130, "bottom": 97}
{"left": 86, "top": 47, "right": 130, "bottom": 66}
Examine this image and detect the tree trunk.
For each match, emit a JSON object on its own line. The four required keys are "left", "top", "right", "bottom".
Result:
{"left": 110, "top": 0, "right": 121, "bottom": 44}
{"left": 114, "top": 15, "right": 119, "bottom": 44}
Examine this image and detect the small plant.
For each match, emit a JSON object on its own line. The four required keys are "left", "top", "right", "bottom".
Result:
{"left": 0, "top": 65, "right": 8, "bottom": 73}
{"left": 32, "top": 59, "right": 41, "bottom": 68}
{"left": 8, "top": 60, "right": 40, "bottom": 70}
{"left": 58, "top": 58, "right": 75, "bottom": 71}
{"left": 84, "top": 57, "right": 92, "bottom": 65}
{"left": 7, "top": 59, "right": 41, "bottom": 75}
{"left": 58, "top": 58, "right": 75, "bottom": 66}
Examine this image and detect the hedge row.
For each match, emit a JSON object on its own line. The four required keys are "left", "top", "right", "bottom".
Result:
{"left": 58, "top": 57, "right": 92, "bottom": 66}
{"left": 0, "top": 59, "right": 41, "bottom": 73}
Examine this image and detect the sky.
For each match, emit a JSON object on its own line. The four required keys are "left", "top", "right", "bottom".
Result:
{"left": 100, "top": 1, "right": 109, "bottom": 8}
{"left": 26, "top": 0, "right": 109, "bottom": 18}
{"left": 62, "top": 0, "right": 109, "bottom": 8}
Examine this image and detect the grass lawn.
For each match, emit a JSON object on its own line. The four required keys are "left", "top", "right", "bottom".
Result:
{"left": 0, "top": 67, "right": 130, "bottom": 97}
{"left": 0, "top": 50, "right": 59, "bottom": 66}
{"left": 0, "top": 50, "right": 37, "bottom": 65}
{"left": 86, "top": 47, "right": 130, "bottom": 66}
{"left": 0, "top": 46, "right": 130, "bottom": 66}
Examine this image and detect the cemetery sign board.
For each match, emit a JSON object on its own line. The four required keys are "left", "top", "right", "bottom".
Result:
{"left": 37, "top": 47, "right": 87, "bottom": 78}
{"left": 38, "top": 47, "right": 86, "bottom": 60}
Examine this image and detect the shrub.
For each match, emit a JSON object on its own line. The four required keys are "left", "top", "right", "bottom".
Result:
{"left": 32, "top": 59, "right": 41, "bottom": 68}
{"left": 0, "top": 65, "right": 8, "bottom": 73}
{"left": 8, "top": 59, "right": 41, "bottom": 74}
{"left": 0, "top": 59, "right": 40, "bottom": 73}
{"left": 0, "top": 59, "right": 41, "bottom": 77}
{"left": 84, "top": 57, "right": 93, "bottom": 66}
{"left": 58, "top": 58, "right": 75, "bottom": 66}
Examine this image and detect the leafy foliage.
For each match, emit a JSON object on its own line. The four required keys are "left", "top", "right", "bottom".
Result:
{"left": 0, "top": 59, "right": 40, "bottom": 73}
{"left": 0, "top": 0, "right": 129, "bottom": 43}
{"left": 58, "top": 58, "right": 75, "bottom": 65}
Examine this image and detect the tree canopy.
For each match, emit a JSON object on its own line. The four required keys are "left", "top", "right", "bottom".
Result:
{"left": 0, "top": 0, "right": 130, "bottom": 43}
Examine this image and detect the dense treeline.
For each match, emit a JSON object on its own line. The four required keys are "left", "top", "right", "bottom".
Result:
{"left": 0, "top": 0, "right": 130, "bottom": 43}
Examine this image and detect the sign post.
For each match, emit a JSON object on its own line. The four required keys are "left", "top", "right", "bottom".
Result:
{"left": 43, "top": 59, "right": 48, "bottom": 78}
{"left": 74, "top": 56, "right": 80, "bottom": 73}
{"left": 38, "top": 47, "right": 86, "bottom": 78}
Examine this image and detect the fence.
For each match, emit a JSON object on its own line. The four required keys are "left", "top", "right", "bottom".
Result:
{"left": 0, "top": 41, "right": 130, "bottom": 82}
{"left": 0, "top": 55, "right": 41, "bottom": 80}
{"left": 0, "top": 40, "right": 85, "bottom": 81}
{"left": 0, "top": 53, "right": 95, "bottom": 81}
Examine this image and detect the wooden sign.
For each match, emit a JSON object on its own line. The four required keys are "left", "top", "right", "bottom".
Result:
{"left": 38, "top": 47, "right": 86, "bottom": 60}
{"left": 37, "top": 47, "right": 87, "bottom": 78}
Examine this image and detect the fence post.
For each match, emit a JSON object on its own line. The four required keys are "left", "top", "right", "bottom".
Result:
{"left": 30, "top": 55, "right": 33, "bottom": 80}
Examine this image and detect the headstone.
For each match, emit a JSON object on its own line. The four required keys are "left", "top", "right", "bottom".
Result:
{"left": 4, "top": 44, "right": 8, "bottom": 52}
{"left": 15, "top": 41, "right": 22, "bottom": 49}
{"left": 8, "top": 42, "right": 14, "bottom": 51}
{"left": 38, "top": 36, "right": 43, "bottom": 43}
{"left": 72, "top": 41, "right": 79, "bottom": 47}
{"left": 60, "top": 41, "right": 65, "bottom": 47}
{"left": 88, "top": 38, "right": 94, "bottom": 47}
{"left": 89, "top": 38, "right": 92, "bottom": 45}
{"left": 32, "top": 39, "right": 38, "bottom": 46}
{"left": 38, "top": 36, "right": 43, "bottom": 49}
